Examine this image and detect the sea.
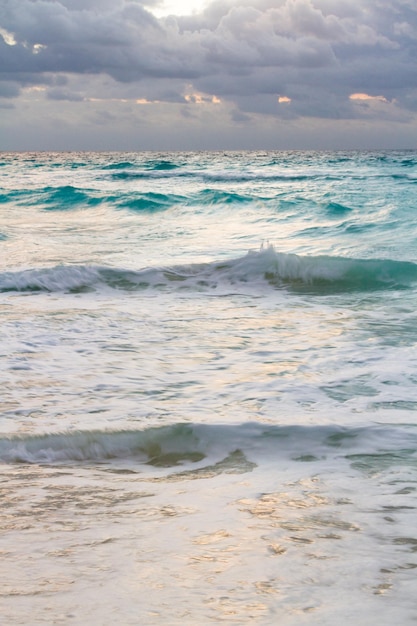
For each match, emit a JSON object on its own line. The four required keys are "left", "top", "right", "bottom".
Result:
{"left": 0, "top": 150, "right": 416, "bottom": 625}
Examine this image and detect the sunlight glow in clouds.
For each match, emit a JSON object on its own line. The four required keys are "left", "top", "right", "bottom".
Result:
{"left": 151, "top": 0, "right": 209, "bottom": 17}
{"left": 0, "top": 26, "right": 16, "bottom": 45}
{"left": 350, "top": 93, "right": 389, "bottom": 103}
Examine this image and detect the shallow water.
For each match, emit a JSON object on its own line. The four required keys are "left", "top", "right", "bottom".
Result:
{"left": 1, "top": 151, "right": 417, "bottom": 624}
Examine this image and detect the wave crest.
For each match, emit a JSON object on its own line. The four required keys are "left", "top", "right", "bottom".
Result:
{"left": 2, "top": 248, "right": 417, "bottom": 294}
{"left": 0, "top": 423, "right": 415, "bottom": 469}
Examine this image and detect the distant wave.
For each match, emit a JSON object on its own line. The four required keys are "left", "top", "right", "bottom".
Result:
{"left": 0, "top": 186, "right": 264, "bottom": 211}
{"left": 0, "top": 423, "right": 415, "bottom": 471}
{"left": 325, "top": 201, "right": 353, "bottom": 214}
{"left": 104, "top": 164, "right": 417, "bottom": 184}
{"left": 196, "top": 189, "right": 255, "bottom": 204}
{"left": 143, "top": 159, "right": 181, "bottom": 171}
{"left": 11, "top": 181, "right": 412, "bottom": 214}
{"left": 102, "top": 161, "right": 137, "bottom": 170}
{"left": 103, "top": 159, "right": 181, "bottom": 171}
{"left": 0, "top": 186, "right": 102, "bottom": 211}
{"left": 108, "top": 169, "right": 334, "bottom": 183}
{"left": 114, "top": 191, "right": 186, "bottom": 212}
{"left": 41, "top": 185, "right": 103, "bottom": 210}
{"left": 1, "top": 248, "right": 417, "bottom": 295}
{"left": 114, "top": 189, "right": 255, "bottom": 210}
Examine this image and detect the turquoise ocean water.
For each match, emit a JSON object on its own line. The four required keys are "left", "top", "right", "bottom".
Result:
{"left": 1, "top": 151, "right": 417, "bottom": 624}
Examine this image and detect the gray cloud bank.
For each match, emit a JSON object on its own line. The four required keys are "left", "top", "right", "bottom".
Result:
{"left": 0, "top": 0, "right": 416, "bottom": 149}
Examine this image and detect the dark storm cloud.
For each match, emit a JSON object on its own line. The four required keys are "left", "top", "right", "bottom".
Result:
{"left": 0, "top": 0, "right": 416, "bottom": 121}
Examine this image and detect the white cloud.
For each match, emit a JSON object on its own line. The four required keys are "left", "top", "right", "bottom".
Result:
{"left": 151, "top": 0, "right": 209, "bottom": 18}
{"left": 0, "top": 26, "right": 16, "bottom": 45}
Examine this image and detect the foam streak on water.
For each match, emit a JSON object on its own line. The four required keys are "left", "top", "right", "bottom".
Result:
{"left": 1, "top": 150, "right": 417, "bottom": 624}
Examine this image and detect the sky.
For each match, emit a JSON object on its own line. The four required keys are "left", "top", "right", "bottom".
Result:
{"left": 0, "top": 0, "right": 416, "bottom": 151}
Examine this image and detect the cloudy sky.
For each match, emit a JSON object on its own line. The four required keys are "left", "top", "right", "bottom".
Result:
{"left": 0, "top": 0, "right": 416, "bottom": 150}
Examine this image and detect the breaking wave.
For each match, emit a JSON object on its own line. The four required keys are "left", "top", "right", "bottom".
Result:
{"left": 0, "top": 423, "right": 415, "bottom": 471}
{"left": 1, "top": 247, "right": 417, "bottom": 295}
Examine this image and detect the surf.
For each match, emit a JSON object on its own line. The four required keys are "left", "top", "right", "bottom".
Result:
{"left": 1, "top": 423, "right": 415, "bottom": 473}
{"left": 2, "top": 247, "right": 417, "bottom": 294}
